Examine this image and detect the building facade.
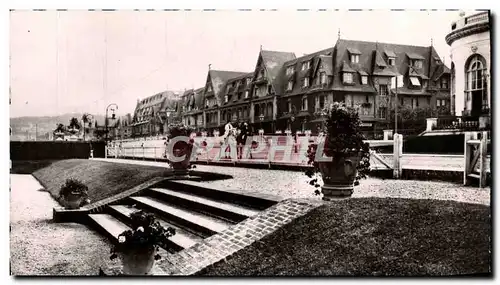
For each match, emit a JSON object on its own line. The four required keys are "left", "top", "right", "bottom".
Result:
{"left": 445, "top": 11, "right": 490, "bottom": 127}
{"left": 130, "top": 90, "right": 181, "bottom": 137}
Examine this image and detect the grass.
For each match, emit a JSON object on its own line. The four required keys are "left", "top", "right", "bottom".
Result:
{"left": 32, "top": 159, "right": 171, "bottom": 204}
{"left": 197, "top": 198, "right": 491, "bottom": 276}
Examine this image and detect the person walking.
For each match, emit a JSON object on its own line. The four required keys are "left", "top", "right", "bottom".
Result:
{"left": 236, "top": 121, "right": 249, "bottom": 159}
{"left": 222, "top": 119, "right": 237, "bottom": 159}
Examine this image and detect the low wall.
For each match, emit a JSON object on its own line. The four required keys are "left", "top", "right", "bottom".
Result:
{"left": 10, "top": 141, "right": 106, "bottom": 160}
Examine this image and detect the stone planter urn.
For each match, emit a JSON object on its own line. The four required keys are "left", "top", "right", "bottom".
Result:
{"left": 120, "top": 247, "right": 155, "bottom": 275}
{"left": 318, "top": 153, "right": 361, "bottom": 201}
{"left": 63, "top": 192, "right": 86, "bottom": 210}
{"left": 170, "top": 142, "right": 193, "bottom": 177}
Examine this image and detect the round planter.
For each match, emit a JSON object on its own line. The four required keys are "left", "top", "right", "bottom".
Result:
{"left": 63, "top": 193, "right": 85, "bottom": 210}
{"left": 170, "top": 145, "right": 193, "bottom": 177}
{"left": 318, "top": 153, "right": 361, "bottom": 201}
{"left": 120, "top": 247, "right": 155, "bottom": 275}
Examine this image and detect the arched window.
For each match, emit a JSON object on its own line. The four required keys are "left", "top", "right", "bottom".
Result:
{"left": 465, "top": 55, "right": 487, "bottom": 104}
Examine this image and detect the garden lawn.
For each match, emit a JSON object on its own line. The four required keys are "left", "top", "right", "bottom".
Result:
{"left": 198, "top": 197, "right": 491, "bottom": 276}
{"left": 33, "top": 159, "right": 171, "bottom": 204}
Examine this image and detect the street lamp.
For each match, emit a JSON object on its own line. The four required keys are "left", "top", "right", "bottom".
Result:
{"left": 105, "top": 103, "right": 118, "bottom": 144}
{"left": 259, "top": 113, "right": 264, "bottom": 134}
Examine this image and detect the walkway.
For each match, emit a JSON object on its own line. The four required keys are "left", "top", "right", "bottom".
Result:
{"left": 10, "top": 174, "right": 111, "bottom": 275}
{"left": 94, "top": 158, "right": 490, "bottom": 206}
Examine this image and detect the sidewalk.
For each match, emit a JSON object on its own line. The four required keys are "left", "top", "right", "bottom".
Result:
{"left": 10, "top": 174, "right": 111, "bottom": 275}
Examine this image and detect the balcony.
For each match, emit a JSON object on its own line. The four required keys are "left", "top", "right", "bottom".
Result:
{"left": 446, "top": 12, "right": 489, "bottom": 45}
{"left": 253, "top": 76, "right": 268, "bottom": 85}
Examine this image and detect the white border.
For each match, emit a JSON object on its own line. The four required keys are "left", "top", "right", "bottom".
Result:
{"left": 2, "top": 1, "right": 498, "bottom": 284}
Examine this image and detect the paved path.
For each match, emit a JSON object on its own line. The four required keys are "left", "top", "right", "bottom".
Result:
{"left": 95, "top": 159, "right": 490, "bottom": 206}
{"left": 10, "top": 174, "right": 111, "bottom": 275}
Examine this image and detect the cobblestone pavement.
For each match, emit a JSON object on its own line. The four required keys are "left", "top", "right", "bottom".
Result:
{"left": 185, "top": 165, "right": 490, "bottom": 206}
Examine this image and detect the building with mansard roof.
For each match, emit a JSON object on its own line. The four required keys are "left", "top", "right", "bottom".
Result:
{"left": 131, "top": 90, "right": 182, "bottom": 137}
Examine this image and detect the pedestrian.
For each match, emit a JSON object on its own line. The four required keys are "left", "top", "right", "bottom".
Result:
{"left": 236, "top": 121, "right": 249, "bottom": 159}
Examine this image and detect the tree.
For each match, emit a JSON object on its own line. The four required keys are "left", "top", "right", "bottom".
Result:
{"left": 69, "top": 117, "right": 81, "bottom": 130}
{"left": 54, "top": 123, "right": 65, "bottom": 134}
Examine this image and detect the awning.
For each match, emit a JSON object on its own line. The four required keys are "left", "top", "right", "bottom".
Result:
{"left": 385, "top": 50, "right": 396, "bottom": 58}
{"left": 406, "top": 52, "right": 425, "bottom": 60}
{"left": 410, "top": 76, "right": 421, "bottom": 86}
{"left": 347, "top": 47, "right": 361, "bottom": 54}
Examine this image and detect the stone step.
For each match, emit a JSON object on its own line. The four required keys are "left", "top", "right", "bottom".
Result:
{"left": 88, "top": 213, "right": 131, "bottom": 240}
{"left": 108, "top": 205, "right": 204, "bottom": 252}
{"left": 148, "top": 187, "right": 260, "bottom": 222}
{"left": 129, "top": 196, "right": 232, "bottom": 237}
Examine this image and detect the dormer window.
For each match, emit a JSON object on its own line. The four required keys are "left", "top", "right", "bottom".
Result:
{"left": 287, "top": 100, "right": 292, "bottom": 113}
{"left": 410, "top": 59, "right": 423, "bottom": 69}
{"left": 207, "top": 86, "right": 212, "bottom": 92}
{"left": 224, "top": 95, "right": 228, "bottom": 103}
{"left": 441, "top": 77, "right": 449, "bottom": 89}
{"left": 245, "top": 90, "right": 249, "bottom": 98}
{"left": 343, "top": 72, "right": 353, "bottom": 84}
{"left": 351, "top": 54, "right": 360, "bottom": 64}
{"left": 388, "top": 57, "right": 396, "bottom": 66}
{"left": 410, "top": 76, "right": 421, "bottom": 87}
{"left": 286, "top": 66, "right": 295, "bottom": 75}
{"left": 303, "top": 77, "right": 310, "bottom": 88}
{"left": 301, "top": 61, "right": 310, "bottom": 71}
{"left": 287, "top": 81, "right": 293, "bottom": 91}
{"left": 361, "top": 75, "right": 368, "bottom": 85}
{"left": 246, "top": 78, "right": 252, "bottom": 85}
{"left": 320, "top": 72, "right": 327, "bottom": 84}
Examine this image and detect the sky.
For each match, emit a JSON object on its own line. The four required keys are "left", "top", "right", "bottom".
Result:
{"left": 9, "top": 9, "right": 477, "bottom": 118}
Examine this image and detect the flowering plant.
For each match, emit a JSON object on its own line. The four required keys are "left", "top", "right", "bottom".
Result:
{"left": 166, "top": 123, "right": 197, "bottom": 169}
{"left": 110, "top": 210, "right": 176, "bottom": 261}
{"left": 305, "top": 102, "right": 371, "bottom": 195}
{"left": 58, "top": 178, "right": 90, "bottom": 205}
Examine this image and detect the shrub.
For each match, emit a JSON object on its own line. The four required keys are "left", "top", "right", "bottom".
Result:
{"left": 58, "top": 178, "right": 90, "bottom": 205}
{"left": 110, "top": 210, "right": 176, "bottom": 261}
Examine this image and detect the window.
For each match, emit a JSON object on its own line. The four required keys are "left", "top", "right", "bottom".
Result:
{"left": 207, "top": 86, "right": 212, "bottom": 92}
{"left": 303, "top": 77, "right": 310, "bottom": 88}
{"left": 378, "top": 107, "right": 387, "bottom": 118}
{"left": 302, "top": 97, "right": 308, "bottom": 110}
{"left": 286, "top": 66, "right": 294, "bottom": 75}
{"left": 411, "top": 98, "right": 419, "bottom": 109}
{"left": 388, "top": 57, "right": 396, "bottom": 66}
{"left": 224, "top": 95, "right": 228, "bottom": 103}
{"left": 258, "top": 70, "right": 265, "bottom": 79}
{"left": 410, "top": 76, "right": 421, "bottom": 86}
{"left": 410, "top": 59, "right": 423, "bottom": 69}
{"left": 287, "top": 100, "right": 292, "bottom": 113}
{"left": 343, "top": 72, "right": 353, "bottom": 84}
{"left": 301, "top": 61, "right": 310, "bottom": 71}
{"left": 351, "top": 54, "right": 360, "bottom": 63}
{"left": 267, "top": 85, "right": 273, "bottom": 94}
{"left": 287, "top": 81, "right": 293, "bottom": 91}
{"left": 361, "top": 75, "right": 368, "bottom": 85}
{"left": 246, "top": 78, "right": 252, "bottom": 85}
{"left": 441, "top": 77, "right": 449, "bottom": 89}
{"left": 378, "top": 84, "right": 388, "bottom": 95}
{"left": 319, "top": 95, "right": 325, "bottom": 109}
{"left": 320, "top": 72, "right": 327, "bottom": 84}
{"left": 437, "top": 99, "right": 447, "bottom": 107}
{"left": 245, "top": 90, "right": 249, "bottom": 98}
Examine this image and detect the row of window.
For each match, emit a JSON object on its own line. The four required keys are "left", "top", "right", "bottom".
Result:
{"left": 224, "top": 90, "right": 251, "bottom": 103}
{"left": 286, "top": 72, "right": 329, "bottom": 91}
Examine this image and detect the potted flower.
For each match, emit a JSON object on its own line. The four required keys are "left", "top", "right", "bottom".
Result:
{"left": 110, "top": 210, "right": 176, "bottom": 275}
{"left": 166, "top": 123, "right": 196, "bottom": 176}
{"left": 305, "top": 102, "right": 370, "bottom": 200}
{"left": 59, "top": 178, "right": 90, "bottom": 209}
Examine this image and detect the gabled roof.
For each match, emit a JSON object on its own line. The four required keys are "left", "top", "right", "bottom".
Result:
{"left": 258, "top": 50, "right": 296, "bottom": 93}
{"left": 431, "top": 63, "right": 452, "bottom": 81}
{"left": 207, "top": 70, "right": 248, "bottom": 106}
{"left": 275, "top": 47, "right": 333, "bottom": 96}
{"left": 193, "top": 87, "right": 205, "bottom": 110}
{"left": 333, "top": 39, "right": 446, "bottom": 91}
{"left": 220, "top": 72, "right": 254, "bottom": 107}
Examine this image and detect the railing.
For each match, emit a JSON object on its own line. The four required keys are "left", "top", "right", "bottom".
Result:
{"left": 465, "top": 12, "right": 489, "bottom": 25}
{"left": 435, "top": 116, "right": 480, "bottom": 131}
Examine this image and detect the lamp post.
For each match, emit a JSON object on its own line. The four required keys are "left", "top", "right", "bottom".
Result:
{"left": 105, "top": 103, "right": 118, "bottom": 144}
{"left": 259, "top": 114, "right": 264, "bottom": 133}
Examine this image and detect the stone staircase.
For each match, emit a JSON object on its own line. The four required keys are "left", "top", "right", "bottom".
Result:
{"left": 87, "top": 180, "right": 278, "bottom": 256}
